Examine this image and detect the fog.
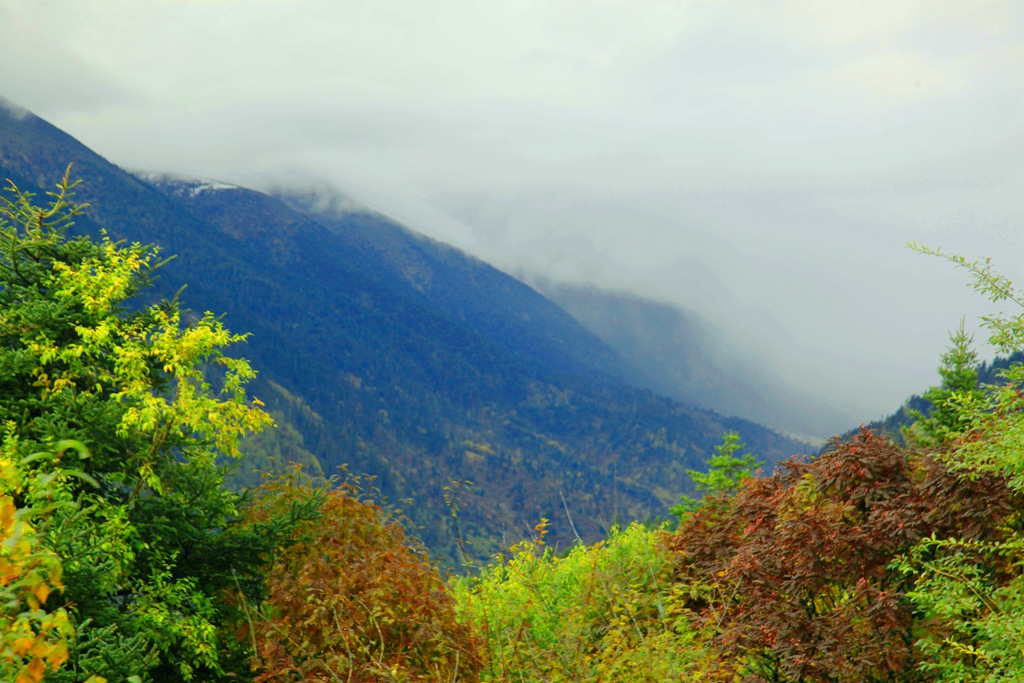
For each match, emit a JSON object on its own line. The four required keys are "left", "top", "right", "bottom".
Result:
{"left": 1, "top": 0, "right": 1021, "bottom": 426}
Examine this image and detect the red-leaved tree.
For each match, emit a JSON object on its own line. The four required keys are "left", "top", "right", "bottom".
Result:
{"left": 668, "top": 428, "right": 1019, "bottom": 683}
{"left": 244, "top": 475, "right": 482, "bottom": 683}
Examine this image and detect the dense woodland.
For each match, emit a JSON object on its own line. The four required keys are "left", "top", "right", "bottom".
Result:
{"left": 3, "top": 169, "right": 1024, "bottom": 683}
{"left": 0, "top": 105, "right": 806, "bottom": 562}
{"left": 2, "top": 91, "right": 1023, "bottom": 682}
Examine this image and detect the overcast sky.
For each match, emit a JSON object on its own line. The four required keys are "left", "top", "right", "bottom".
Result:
{"left": 1, "top": 0, "right": 1022, "bottom": 426}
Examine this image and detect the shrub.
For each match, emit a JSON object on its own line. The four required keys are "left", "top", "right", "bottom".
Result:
{"left": 452, "top": 520, "right": 709, "bottom": 682}
{"left": 246, "top": 473, "right": 482, "bottom": 683}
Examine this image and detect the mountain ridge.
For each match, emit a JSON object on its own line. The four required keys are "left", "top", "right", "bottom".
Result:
{"left": 0, "top": 100, "right": 809, "bottom": 560}
{"left": 534, "top": 280, "right": 857, "bottom": 440}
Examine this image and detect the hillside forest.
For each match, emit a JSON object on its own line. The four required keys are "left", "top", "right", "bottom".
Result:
{"left": 3, "top": 167, "right": 1024, "bottom": 683}
{"left": 0, "top": 105, "right": 807, "bottom": 562}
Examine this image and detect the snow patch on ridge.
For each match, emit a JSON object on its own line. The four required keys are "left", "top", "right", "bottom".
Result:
{"left": 133, "top": 171, "right": 242, "bottom": 198}
{"left": 184, "top": 180, "right": 240, "bottom": 197}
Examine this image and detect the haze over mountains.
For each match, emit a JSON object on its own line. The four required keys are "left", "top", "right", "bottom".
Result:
{"left": 4, "top": 2, "right": 1019, "bottom": 441}
{"left": 270, "top": 187, "right": 855, "bottom": 440}
{"left": 532, "top": 281, "right": 856, "bottom": 440}
{"left": 0, "top": 99, "right": 815, "bottom": 559}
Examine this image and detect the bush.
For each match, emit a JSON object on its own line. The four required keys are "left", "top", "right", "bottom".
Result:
{"left": 452, "top": 521, "right": 709, "bottom": 682}
{"left": 0, "top": 170, "right": 272, "bottom": 681}
{"left": 246, "top": 472, "right": 482, "bottom": 683}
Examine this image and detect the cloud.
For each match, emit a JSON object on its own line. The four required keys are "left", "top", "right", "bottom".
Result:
{"left": 0, "top": 95, "right": 30, "bottom": 119}
{"left": 0, "top": 0, "right": 1021, "bottom": 420}
{"left": 0, "top": 5, "right": 139, "bottom": 115}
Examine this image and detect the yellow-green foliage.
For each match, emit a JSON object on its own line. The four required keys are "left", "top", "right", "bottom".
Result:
{"left": 0, "top": 441, "right": 98, "bottom": 683}
{"left": 452, "top": 521, "right": 708, "bottom": 682}
{"left": 0, "top": 170, "right": 275, "bottom": 681}
{"left": 900, "top": 247, "right": 1024, "bottom": 682}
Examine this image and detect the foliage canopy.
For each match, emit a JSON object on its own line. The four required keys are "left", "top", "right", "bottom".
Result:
{"left": 7, "top": 167, "right": 1024, "bottom": 683}
{"left": 452, "top": 520, "right": 710, "bottom": 682}
{"left": 246, "top": 471, "right": 482, "bottom": 683}
{"left": 0, "top": 170, "right": 275, "bottom": 682}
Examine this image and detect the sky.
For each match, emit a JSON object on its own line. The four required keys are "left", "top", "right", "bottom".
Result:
{"left": 1, "top": 0, "right": 1022, "bottom": 428}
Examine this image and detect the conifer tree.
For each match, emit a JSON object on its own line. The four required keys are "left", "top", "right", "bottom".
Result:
{"left": 899, "top": 246, "right": 1024, "bottom": 681}
{"left": 906, "top": 319, "right": 985, "bottom": 446}
{"left": 0, "top": 169, "right": 276, "bottom": 682}
{"left": 671, "top": 431, "right": 761, "bottom": 520}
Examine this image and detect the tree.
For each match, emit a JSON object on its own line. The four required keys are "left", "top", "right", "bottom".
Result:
{"left": 0, "top": 169, "right": 275, "bottom": 682}
{"left": 897, "top": 246, "right": 1024, "bottom": 681}
{"left": 0, "top": 441, "right": 86, "bottom": 683}
{"left": 451, "top": 520, "right": 709, "bottom": 682}
{"left": 906, "top": 319, "right": 985, "bottom": 446}
{"left": 671, "top": 431, "right": 762, "bottom": 521}
{"left": 244, "top": 470, "right": 482, "bottom": 683}
{"left": 667, "top": 427, "right": 1019, "bottom": 683}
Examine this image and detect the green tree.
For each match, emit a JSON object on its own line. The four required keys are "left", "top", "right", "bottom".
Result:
{"left": 671, "top": 431, "right": 761, "bottom": 521}
{"left": 452, "top": 521, "right": 708, "bottom": 682}
{"left": 899, "top": 245, "right": 1024, "bottom": 681}
{"left": 906, "top": 319, "right": 985, "bottom": 446}
{"left": 0, "top": 170, "right": 275, "bottom": 682}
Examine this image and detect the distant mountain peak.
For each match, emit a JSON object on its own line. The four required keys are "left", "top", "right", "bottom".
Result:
{"left": 2, "top": 101, "right": 811, "bottom": 560}
{"left": 533, "top": 278, "right": 855, "bottom": 441}
{"left": 0, "top": 95, "right": 31, "bottom": 120}
{"left": 268, "top": 183, "right": 372, "bottom": 218}
{"left": 134, "top": 172, "right": 243, "bottom": 198}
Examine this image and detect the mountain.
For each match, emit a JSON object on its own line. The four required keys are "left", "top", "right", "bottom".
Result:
{"left": 0, "top": 100, "right": 809, "bottom": 560}
{"left": 533, "top": 281, "right": 855, "bottom": 440}
{"left": 839, "top": 351, "right": 1024, "bottom": 445}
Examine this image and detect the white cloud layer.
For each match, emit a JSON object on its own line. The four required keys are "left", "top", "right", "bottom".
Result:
{"left": 1, "top": 0, "right": 1022, "bottom": 426}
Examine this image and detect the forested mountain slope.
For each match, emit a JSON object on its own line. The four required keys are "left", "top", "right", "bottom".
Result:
{"left": 0, "top": 100, "right": 808, "bottom": 559}
{"left": 535, "top": 281, "right": 856, "bottom": 440}
{"left": 841, "top": 350, "right": 1024, "bottom": 444}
